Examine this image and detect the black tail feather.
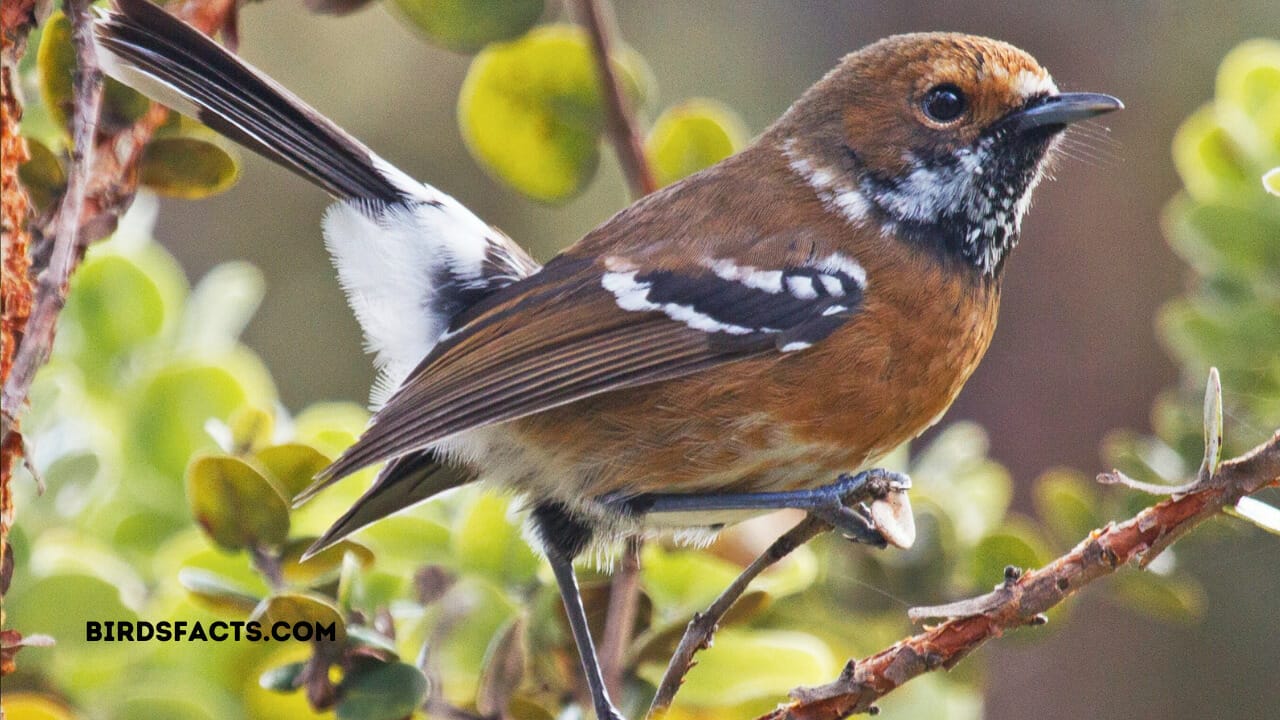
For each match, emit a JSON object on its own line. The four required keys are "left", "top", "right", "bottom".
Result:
{"left": 95, "top": 0, "right": 407, "bottom": 202}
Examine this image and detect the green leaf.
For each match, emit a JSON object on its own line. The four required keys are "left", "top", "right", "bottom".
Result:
{"left": 179, "top": 261, "right": 265, "bottom": 353}
{"left": 646, "top": 99, "right": 747, "bottom": 186}
{"left": 255, "top": 444, "right": 332, "bottom": 500}
{"left": 38, "top": 12, "right": 150, "bottom": 133}
{"left": 337, "top": 661, "right": 430, "bottom": 720}
{"left": 1173, "top": 106, "right": 1254, "bottom": 204}
{"left": 255, "top": 592, "right": 347, "bottom": 643}
{"left": 186, "top": 455, "right": 290, "bottom": 551}
{"left": 279, "top": 537, "right": 375, "bottom": 587}
{"left": 140, "top": 137, "right": 240, "bottom": 199}
{"left": 1109, "top": 571, "right": 1205, "bottom": 624}
{"left": 1033, "top": 469, "right": 1102, "bottom": 545}
{"left": 178, "top": 567, "right": 263, "bottom": 615}
{"left": 1215, "top": 39, "right": 1280, "bottom": 128}
{"left": 458, "top": 24, "right": 652, "bottom": 202}
{"left": 66, "top": 252, "right": 166, "bottom": 364}
{"left": 18, "top": 136, "right": 66, "bottom": 212}
{"left": 258, "top": 661, "right": 306, "bottom": 693}
{"left": 390, "top": 0, "right": 544, "bottom": 53}
{"left": 452, "top": 492, "right": 539, "bottom": 585}
{"left": 129, "top": 363, "right": 253, "bottom": 478}
{"left": 1264, "top": 167, "right": 1280, "bottom": 196}
{"left": 970, "top": 518, "right": 1050, "bottom": 587}
{"left": 638, "top": 628, "right": 835, "bottom": 707}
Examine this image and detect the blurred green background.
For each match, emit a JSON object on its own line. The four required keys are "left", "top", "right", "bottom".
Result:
{"left": 8, "top": 1, "right": 1278, "bottom": 719}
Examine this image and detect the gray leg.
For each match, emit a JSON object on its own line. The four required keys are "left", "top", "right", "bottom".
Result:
{"left": 608, "top": 468, "right": 911, "bottom": 545}
{"left": 533, "top": 503, "right": 626, "bottom": 720}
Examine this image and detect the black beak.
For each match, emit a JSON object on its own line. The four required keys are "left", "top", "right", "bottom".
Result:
{"left": 1008, "top": 92, "right": 1123, "bottom": 132}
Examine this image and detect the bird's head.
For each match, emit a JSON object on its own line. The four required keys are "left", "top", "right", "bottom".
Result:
{"left": 775, "top": 33, "right": 1122, "bottom": 275}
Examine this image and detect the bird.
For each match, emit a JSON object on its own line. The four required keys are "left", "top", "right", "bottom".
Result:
{"left": 94, "top": 1, "right": 1121, "bottom": 717}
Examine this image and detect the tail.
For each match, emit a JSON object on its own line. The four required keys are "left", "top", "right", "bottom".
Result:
{"left": 96, "top": 0, "right": 542, "bottom": 548}
{"left": 94, "top": 0, "right": 408, "bottom": 202}
{"left": 94, "top": 0, "right": 539, "bottom": 394}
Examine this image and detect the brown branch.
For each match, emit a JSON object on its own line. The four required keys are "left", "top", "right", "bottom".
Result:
{"left": 575, "top": 0, "right": 657, "bottom": 199}
{"left": 599, "top": 536, "right": 643, "bottom": 699}
{"left": 754, "top": 430, "right": 1280, "bottom": 720}
{"left": 2, "top": 0, "right": 103, "bottom": 423}
{"left": 648, "top": 515, "right": 830, "bottom": 716}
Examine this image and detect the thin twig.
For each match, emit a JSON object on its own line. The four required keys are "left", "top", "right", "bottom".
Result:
{"left": 647, "top": 515, "right": 830, "bottom": 717}
{"left": 599, "top": 536, "right": 643, "bottom": 699}
{"left": 575, "top": 0, "right": 657, "bottom": 198}
{"left": 754, "top": 430, "right": 1280, "bottom": 720}
{"left": 1, "top": 0, "right": 103, "bottom": 419}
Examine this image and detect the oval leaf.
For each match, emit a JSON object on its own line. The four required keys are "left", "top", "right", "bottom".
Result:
{"left": 458, "top": 24, "right": 651, "bottom": 202}
{"left": 646, "top": 99, "right": 746, "bottom": 186}
{"left": 255, "top": 443, "right": 332, "bottom": 500}
{"left": 391, "top": 0, "right": 544, "bottom": 53}
{"left": 256, "top": 592, "right": 347, "bottom": 643}
{"left": 970, "top": 520, "right": 1050, "bottom": 588}
{"left": 280, "top": 537, "right": 375, "bottom": 587}
{"left": 186, "top": 455, "right": 291, "bottom": 551}
{"left": 178, "top": 567, "right": 263, "bottom": 615}
{"left": 38, "top": 12, "right": 150, "bottom": 133}
{"left": 259, "top": 661, "right": 307, "bottom": 693}
{"left": 140, "top": 137, "right": 240, "bottom": 199}
{"left": 337, "top": 661, "right": 429, "bottom": 720}
{"left": 18, "top": 137, "right": 66, "bottom": 212}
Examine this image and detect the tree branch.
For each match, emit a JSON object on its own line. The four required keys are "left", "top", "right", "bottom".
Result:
{"left": 0, "top": 0, "right": 236, "bottom": 479}
{"left": 648, "top": 515, "right": 830, "bottom": 716}
{"left": 2, "top": 0, "right": 103, "bottom": 423}
{"left": 753, "top": 430, "right": 1280, "bottom": 720}
{"left": 575, "top": 0, "right": 657, "bottom": 199}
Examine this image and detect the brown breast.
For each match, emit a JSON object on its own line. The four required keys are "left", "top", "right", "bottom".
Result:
{"left": 507, "top": 145, "right": 1001, "bottom": 498}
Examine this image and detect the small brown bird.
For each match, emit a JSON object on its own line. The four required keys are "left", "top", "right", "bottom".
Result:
{"left": 95, "top": 2, "right": 1120, "bottom": 717}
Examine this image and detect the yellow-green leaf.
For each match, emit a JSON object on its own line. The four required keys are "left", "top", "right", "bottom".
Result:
{"left": 458, "top": 24, "right": 652, "bottom": 202}
{"left": 140, "top": 137, "right": 240, "bottom": 199}
{"left": 1264, "top": 167, "right": 1280, "bottom": 196}
{"left": 178, "top": 567, "right": 263, "bottom": 615}
{"left": 38, "top": 12, "right": 150, "bottom": 132}
{"left": 638, "top": 628, "right": 835, "bottom": 707}
{"left": 279, "top": 537, "right": 375, "bottom": 587}
{"left": 255, "top": 443, "right": 332, "bottom": 500}
{"left": 186, "top": 455, "right": 291, "bottom": 551}
{"left": 390, "top": 0, "right": 544, "bottom": 53}
{"left": 255, "top": 592, "right": 347, "bottom": 643}
{"left": 646, "top": 99, "right": 747, "bottom": 186}
{"left": 18, "top": 137, "right": 66, "bottom": 212}
{"left": 452, "top": 493, "right": 539, "bottom": 585}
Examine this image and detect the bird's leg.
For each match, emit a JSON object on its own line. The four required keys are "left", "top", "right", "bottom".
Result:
{"left": 610, "top": 468, "right": 912, "bottom": 547}
{"left": 532, "top": 502, "right": 627, "bottom": 720}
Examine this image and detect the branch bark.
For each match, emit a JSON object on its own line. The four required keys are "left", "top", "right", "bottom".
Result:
{"left": 752, "top": 430, "right": 1280, "bottom": 720}
{"left": 0, "top": 0, "right": 235, "bottom": 675}
{"left": 575, "top": 0, "right": 657, "bottom": 199}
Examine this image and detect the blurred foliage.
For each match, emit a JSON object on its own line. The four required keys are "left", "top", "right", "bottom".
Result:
{"left": 6, "top": 2, "right": 1279, "bottom": 718}
{"left": 22, "top": 12, "right": 242, "bottom": 207}
{"left": 1149, "top": 39, "right": 1280, "bottom": 464}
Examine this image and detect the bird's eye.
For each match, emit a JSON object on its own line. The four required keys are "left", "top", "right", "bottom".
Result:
{"left": 922, "top": 84, "right": 967, "bottom": 123}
